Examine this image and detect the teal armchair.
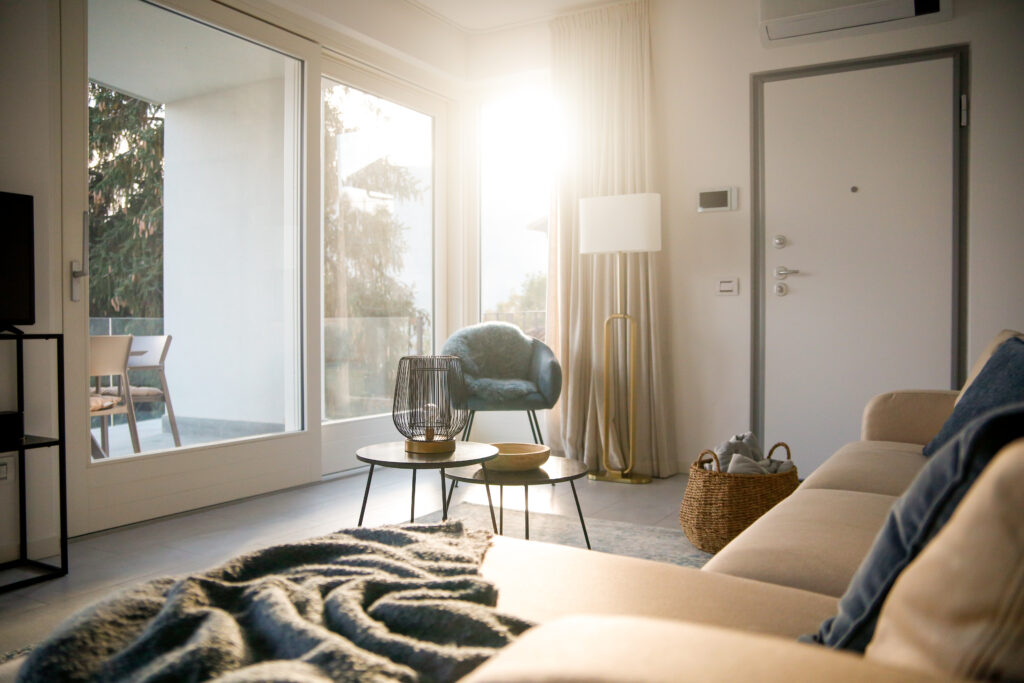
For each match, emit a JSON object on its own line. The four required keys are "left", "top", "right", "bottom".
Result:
{"left": 441, "top": 322, "right": 562, "bottom": 444}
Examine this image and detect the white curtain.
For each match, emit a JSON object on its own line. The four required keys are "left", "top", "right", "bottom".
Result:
{"left": 549, "top": 0, "right": 674, "bottom": 477}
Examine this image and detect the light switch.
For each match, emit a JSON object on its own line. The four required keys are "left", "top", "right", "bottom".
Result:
{"left": 698, "top": 187, "right": 738, "bottom": 212}
{"left": 716, "top": 277, "right": 739, "bottom": 296}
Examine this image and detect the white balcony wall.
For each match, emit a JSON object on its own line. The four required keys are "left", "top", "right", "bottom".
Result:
{"left": 163, "top": 76, "right": 300, "bottom": 433}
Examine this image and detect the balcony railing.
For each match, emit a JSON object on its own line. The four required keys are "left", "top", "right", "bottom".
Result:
{"left": 482, "top": 310, "right": 546, "bottom": 342}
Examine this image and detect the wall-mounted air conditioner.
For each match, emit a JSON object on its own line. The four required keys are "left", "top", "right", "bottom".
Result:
{"left": 760, "top": 0, "right": 950, "bottom": 44}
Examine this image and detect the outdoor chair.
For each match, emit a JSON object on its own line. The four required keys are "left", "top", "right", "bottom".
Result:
{"left": 99, "top": 335, "right": 181, "bottom": 448}
{"left": 441, "top": 321, "right": 562, "bottom": 444}
{"left": 89, "top": 335, "right": 141, "bottom": 456}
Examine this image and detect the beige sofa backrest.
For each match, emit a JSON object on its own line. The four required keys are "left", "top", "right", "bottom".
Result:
{"left": 957, "top": 329, "right": 1024, "bottom": 404}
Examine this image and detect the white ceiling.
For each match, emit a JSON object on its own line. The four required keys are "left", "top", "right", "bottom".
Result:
{"left": 405, "top": 0, "right": 616, "bottom": 32}
{"left": 89, "top": 0, "right": 291, "bottom": 104}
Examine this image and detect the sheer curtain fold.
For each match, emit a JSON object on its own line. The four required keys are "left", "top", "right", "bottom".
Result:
{"left": 550, "top": 0, "right": 674, "bottom": 477}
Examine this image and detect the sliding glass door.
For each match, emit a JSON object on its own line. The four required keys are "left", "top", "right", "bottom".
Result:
{"left": 62, "top": 0, "right": 320, "bottom": 535}
{"left": 319, "top": 61, "right": 446, "bottom": 473}
{"left": 86, "top": 0, "right": 303, "bottom": 459}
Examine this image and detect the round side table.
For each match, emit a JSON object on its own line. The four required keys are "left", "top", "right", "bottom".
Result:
{"left": 355, "top": 441, "right": 499, "bottom": 530}
{"left": 444, "top": 457, "right": 591, "bottom": 549}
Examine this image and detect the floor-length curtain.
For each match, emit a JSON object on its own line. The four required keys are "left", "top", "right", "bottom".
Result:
{"left": 550, "top": 0, "right": 674, "bottom": 477}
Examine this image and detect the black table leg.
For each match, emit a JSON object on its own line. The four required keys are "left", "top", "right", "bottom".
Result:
{"left": 524, "top": 485, "right": 530, "bottom": 540}
{"left": 358, "top": 463, "right": 375, "bottom": 526}
{"left": 446, "top": 476, "right": 456, "bottom": 511}
{"left": 499, "top": 485, "right": 504, "bottom": 535}
{"left": 410, "top": 469, "right": 417, "bottom": 523}
{"left": 481, "top": 464, "right": 499, "bottom": 533}
{"left": 570, "top": 479, "right": 591, "bottom": 549}
{"left": 440, "top": 468, "right": 448, "bottom": 521}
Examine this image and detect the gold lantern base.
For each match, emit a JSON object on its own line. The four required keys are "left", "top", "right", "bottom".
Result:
{"left": 589, "top": 470, "right": 651, "bottom": 484}
{"left": 405, "top": 439, "right": 457, "bottom": 454}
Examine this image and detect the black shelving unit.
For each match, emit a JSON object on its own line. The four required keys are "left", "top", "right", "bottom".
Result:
{"left": 0, "top": 332, "right": 67, "bottom": 593}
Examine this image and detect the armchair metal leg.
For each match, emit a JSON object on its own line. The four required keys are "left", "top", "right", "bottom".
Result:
{"left": 462, "top": 411, "right": 476, "bottom": 441}
{"left": 527, "top": 410, "right": 544, "bottom": 445}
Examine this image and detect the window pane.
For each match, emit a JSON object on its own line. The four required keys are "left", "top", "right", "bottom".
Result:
{"left": 88, "top": 0, "right": 303, "bottom": 458}
{"left": 322, "top": 79, "right": 434, "bottom": 421}
{"left": 480, "top": 85, "right": 553, "bottom": 341}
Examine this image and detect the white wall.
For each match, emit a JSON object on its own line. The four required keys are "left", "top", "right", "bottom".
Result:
{"left": 467, "top": 21, "right": 551, "bottom": 83}
{"left": 0, "top": 0, "right": 62, "bottom": 560}
{"left": 164, "top": 76, "right": 300, "bottom": 428}
{"left": 650, "top": 0, "right": 1024, "bottom": 468}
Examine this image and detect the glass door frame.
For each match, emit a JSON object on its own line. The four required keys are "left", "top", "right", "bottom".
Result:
{"left": 318, "top": 53, "right": 450, "bottom": 475}
{"left": 60, "top": 0, "right": 322, "bottom": 536}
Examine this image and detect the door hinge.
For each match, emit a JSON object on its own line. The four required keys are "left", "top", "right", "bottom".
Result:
{"left": 960, "top": 94, "right": 968, "bottom": 127}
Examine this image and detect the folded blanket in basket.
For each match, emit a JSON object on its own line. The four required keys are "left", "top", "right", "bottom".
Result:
{"left": 727, "top": 453, "right": 796, "bottom": 475}
{"left": 710, "top": 431, "right": 763, "bottom": 471}
{"left": 18, "top": 522, "right": 532, "bottom": 683}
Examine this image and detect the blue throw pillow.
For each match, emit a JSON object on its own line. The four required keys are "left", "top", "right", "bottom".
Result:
{"left": 923, "top": 336, "right": 1024, "bottom": 455}
{"left": 803, "top": 401, "right": 1024, "bottom": 652}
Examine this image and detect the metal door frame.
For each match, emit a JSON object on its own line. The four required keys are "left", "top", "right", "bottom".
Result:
{"left": 750, "top": 45, "right": 969, "bottom": 436}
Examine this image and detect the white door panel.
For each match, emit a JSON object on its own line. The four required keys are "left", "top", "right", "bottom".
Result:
{"left": 763, "top": 58, "right": 954, "bottom": 473}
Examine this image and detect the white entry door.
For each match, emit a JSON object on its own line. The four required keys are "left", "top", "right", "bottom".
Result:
{"left": 762, "top": 57, "right": 957, "bottom": 473}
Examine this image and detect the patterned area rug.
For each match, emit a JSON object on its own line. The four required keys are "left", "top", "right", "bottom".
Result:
{"left": 419, "top": 503, "right": 713, "bottom": 568}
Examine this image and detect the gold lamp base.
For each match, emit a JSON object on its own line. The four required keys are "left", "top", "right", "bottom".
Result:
{"left": 405, "top": 439, "right": 457, "bottom": 454}
{"left": 589, "top": 470, "right": 651, "bottom": 484}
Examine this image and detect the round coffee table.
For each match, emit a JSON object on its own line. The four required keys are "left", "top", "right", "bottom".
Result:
{"left": 355, "top": 441, "right": 499, "bottom": 530}
{"left": 444, "top": 457, "right": 591, "bottom": 549}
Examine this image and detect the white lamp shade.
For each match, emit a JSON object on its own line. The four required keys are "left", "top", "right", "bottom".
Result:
{"left": 579, "top": 193, "right": 662, "bottom": 254}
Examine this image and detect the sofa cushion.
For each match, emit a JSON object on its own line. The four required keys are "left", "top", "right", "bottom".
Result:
{"left": 481, "top": 536, "right": 838, "bottom": 638}
{"left": 866, "top": 438, "right": 1024, "bottom": 681}
{"left": 861, "top": 390, "right": 958, "bottom": 445}
{"left": 923, "top": 336, "right": 1024, "bottom": 455}
{"left": 958, "top": 329, "right": 1024, "bottom": 403}
{"left": 462, "top": 616, "right": 950, "bottom": 683}
{"left": 800, "top": 441, "right": 927, "bottom": 497}
{"left": 701, "top": 488, "right": 898, "bottom": 598}
{"left": 807, "top": 402, "right": 1024, "bottom": 652}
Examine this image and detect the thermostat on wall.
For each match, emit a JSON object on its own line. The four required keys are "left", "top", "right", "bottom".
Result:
{"left": 698, "top": 187, "right": 737, "bottom": 212}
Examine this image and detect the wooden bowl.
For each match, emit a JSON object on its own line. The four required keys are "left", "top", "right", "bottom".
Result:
{"left": 487, "top": 443, "right": 550, "bottom": 471}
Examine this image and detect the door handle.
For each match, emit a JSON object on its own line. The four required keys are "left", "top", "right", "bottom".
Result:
{"left": 774, "top": 266, "right": 800, "bottom": 280}
{"left": 71, "top": 210, "right": 89, "bottom": 302}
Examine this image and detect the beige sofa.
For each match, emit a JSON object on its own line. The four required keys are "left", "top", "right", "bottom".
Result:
{"left": 467, "top": 332, "right": 1024, "bottom": 682}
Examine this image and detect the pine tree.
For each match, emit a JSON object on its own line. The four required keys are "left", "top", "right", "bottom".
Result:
{"left": 88, "top": 82, "right": 164, "bottom": 320}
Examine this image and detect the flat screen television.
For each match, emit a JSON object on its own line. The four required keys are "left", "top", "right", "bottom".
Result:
{"left": 0, "top": 191, "right": 36, "bottom": 329}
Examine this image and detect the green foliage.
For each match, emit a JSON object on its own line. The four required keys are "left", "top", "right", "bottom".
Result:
{"left": 88, "top": 82, "right": 165, "bottom": 318}
{"left": 322, "top": 93, "right": 426, "bottom": 323}
{"left": 485, "top": 271, "right": 547, "bottom": 340}
{"left": 492, "top": 271, "right": 547, "bottom": 316}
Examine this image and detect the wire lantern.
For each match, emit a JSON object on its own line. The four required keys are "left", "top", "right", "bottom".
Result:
{"left": 392, "top": 355, "right": 469, "bottom": 453}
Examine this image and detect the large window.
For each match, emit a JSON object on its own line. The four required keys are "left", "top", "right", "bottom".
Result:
{"left": 322, "top": 79, "right": 434, "bottom": 422}
{"left": 479, "top": 84, "right": 554, "bottom": 340}
{"left": 87, "top": 0, "right": 303, "bottom": 458}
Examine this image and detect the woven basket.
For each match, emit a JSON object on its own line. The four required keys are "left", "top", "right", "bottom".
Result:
{"left": 679, "top": 442, "right": 799, "bottom": 553}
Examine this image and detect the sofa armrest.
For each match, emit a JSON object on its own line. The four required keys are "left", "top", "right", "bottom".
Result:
{"left": 461, "top": 615, "right": 957, "bottom": 682}
{"left": 529, "top": 342, "right": 562, "bottom": 408}
{"left": 861, "top": 390, "right": 958, "bottom": 445}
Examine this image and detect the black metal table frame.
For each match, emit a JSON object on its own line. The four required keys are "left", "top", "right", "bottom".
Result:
{"left": 356, "top": 447, "right": 500, "bottom": 533}
{"left": 0, "top": 332, "right": 68, "bottom": 594}
{"left": 444, "top": 465, "right": 591, "bottom": 550}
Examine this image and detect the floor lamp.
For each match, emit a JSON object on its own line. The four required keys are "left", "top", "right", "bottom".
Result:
{"left": 579, "top": 193, "right": 661, "bottom": 484}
